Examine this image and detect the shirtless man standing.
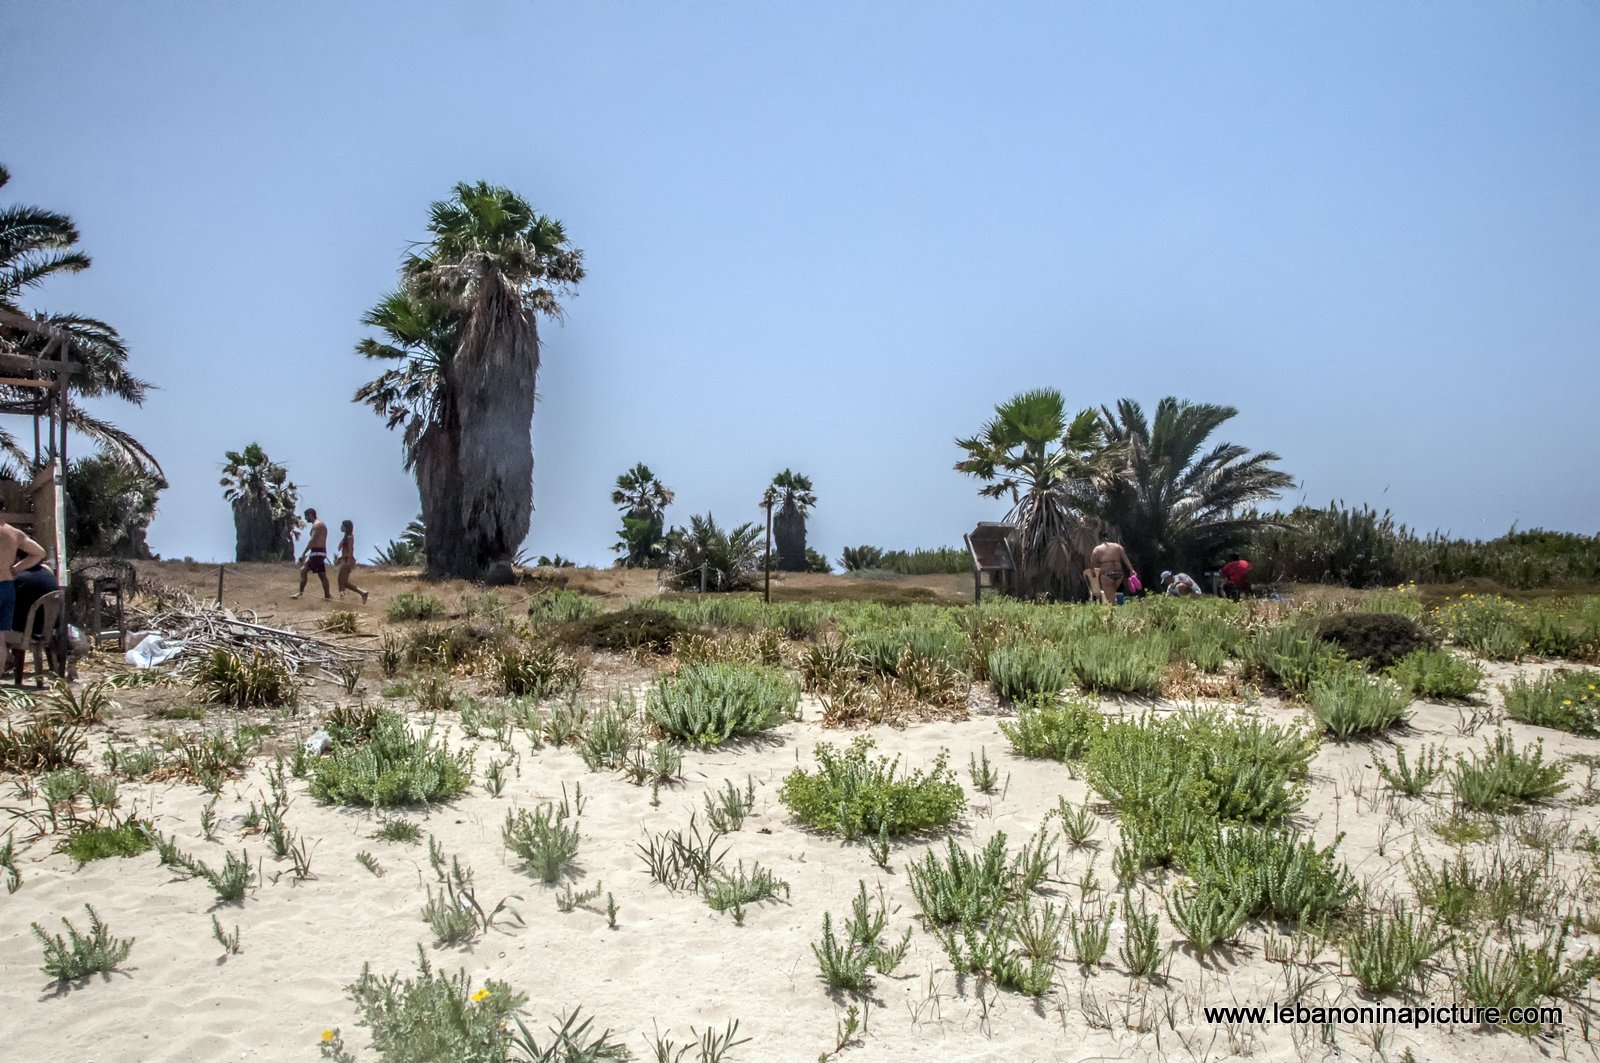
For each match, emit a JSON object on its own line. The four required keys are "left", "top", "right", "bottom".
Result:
{"left": 0, "top": 522, "right": 49, "bottom": 632}
{"left": 293, "top": 508, "right": 331, "bottom": 600}
{"left": 1086, "top": 539, "right": 1135, "bottom": 605}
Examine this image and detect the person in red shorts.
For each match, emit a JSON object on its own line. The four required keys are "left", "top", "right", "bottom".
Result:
{"left": 1220, "top": 553, "right": 1252, "bottom": 601}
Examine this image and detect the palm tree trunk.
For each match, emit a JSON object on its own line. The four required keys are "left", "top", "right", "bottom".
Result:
{"left": 416, "top": 420, "right": 470, "bottom": 579}
{"left": 450, "top": 282, "right": 537, "bottom": 579}
{"left": 774, "top": 502, "right": 806, "bottom": 572}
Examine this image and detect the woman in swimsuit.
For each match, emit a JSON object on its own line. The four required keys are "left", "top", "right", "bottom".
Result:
{"left": 336, "top": 520, "right": 368, "bottom": 604}
{"left": 1087, "top": 540, "right": 1135, "bottom": 604}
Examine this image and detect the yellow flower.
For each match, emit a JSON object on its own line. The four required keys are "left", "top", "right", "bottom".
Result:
{"left": 471, "top": 988, "right": 491, "bottom": 1003}
{"left": 1564, "top": 700, "right": 1573, "bottom": 706}
{"left": 322, "top": 1030, "right": 336, "bottom": 1044}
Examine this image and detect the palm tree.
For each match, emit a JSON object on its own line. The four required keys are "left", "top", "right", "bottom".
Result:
{"left": 0, "top": 164, "right": 158, "bottom": 473}
{"left": 65, "top": 451, "right": 165, "bottom": 559}
{"left": 768, "top": 469, "right": 816, "bottom": 572}
{"left": 663, "top": 513, "right": 762, "bottom": 592}
{"left": 955, "top": 388, "right": 1117, "bottom": 600}
{"left": 220, "top": 443, "right": 299, "bottom": 562}
{"left": 370, "top": 515, "right": 428, "bottom": 567}
{"left": 611, "top": 463, "right": 673, "bottom": 568}
{"left": 1073, "top": 398, "right": 1295, "bottom": 576}
{"left": 355, "top": 182, "right": 583, "bottom": 579}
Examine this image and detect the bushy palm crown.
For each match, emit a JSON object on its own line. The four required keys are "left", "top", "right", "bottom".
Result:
{"left": 768, "top": 469, "right": 816, "bottom": 512}
{"left": 612, "top": 463, "right": 674, "bottom": 567}
{"left": 0, "top": 165, "right": 157, "bottom": 472}
{"left": 402, "top": 182, "right": 584, "bottom": 320}
{"left": 612, "top": 463, "right": 674, "bottom": 518}
{"left": 955, "top": 388, "right": 1116, "bottom": 596}
{"left": 353, "top": 292, "right": 460, "bottom": 468}
{"left": 1072, "top": 398, "right": 1294, "bottom": 574}
{"left": 220, "top": 443, "right": 298, "bottom": 518}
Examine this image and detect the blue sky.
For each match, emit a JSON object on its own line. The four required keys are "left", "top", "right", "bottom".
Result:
{"left": 4, "top": 1, "right": 1597, "bottom": 566}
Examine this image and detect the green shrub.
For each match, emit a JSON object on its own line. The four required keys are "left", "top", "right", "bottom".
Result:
{"left": 502, "top": 805, "right": 580, "bottom": 883}
{"left": 1184, "top": 825, "right": 1355, "bottom": 923}
{"left": 579, "top": 696, "right": 637, "bottom": 771}
{"left": 838, "top": 545, "right": 886, "bottom": 572}
{"left": 561, "top": 607, "right": 688, "bottom": 653}
{"left": 1432, "top": 595, "right": 1529, "bottom": 660}
{"left": 309, "top": 712, "right": 472, "bottom": 807}
{"left": 1308, "top": 667, "right": 1410, "bottom": 738}
{"left": 850, "top": 625, "right": 968, "bottom": 677}
{"left": 1500, "top": 669, "right": 1600, "bottom": 736}
{"left": 192, "top": 649, "right": 298, "bottom": 708}
{"left": 0, "top": 715, "right": 84, "bottom": 773}
{"left": 1068, "top": 634, "right": 1168, "bottom": 696}
{"left": 908, "top": 834, "right": 1017, "bottom": 926}
{"left": 60, "top": 819, "right": 154, "bottom": 862}
{"left": 780, "top": 737, "right": 965, "bottom": 839}
{"left": 1342, "top": 903, "right": 1448, "bottom": 994}
{"left": 999, "top": 694, "right": 1101, "bottom": 761}
{"left": 1314, "top": 612, "right": 1433, "bottom": 669}
{"left": 32, "top": 905, "right": 133, "bottom": 982}
{"left": 1244, "top": 626, "right": 1348, "bottom": 696}
{"left": 1450, "top": 731, "right": 1567, "bottom": 812}
{"left": 495, "top": 643, "right": 584, "bottom": 700}
{"left": 646, "top": 663, "right": 799, "bottom": 746}
{"left": 1387, "top": 648, "right": 1483, "bottom": 700}
{"left": 334, "top": 949, "right": 528, "bottom": 1063}
{"left": 1087, "top": 708, "right": 1316, "bottom": 829}
{"left": 386, "top": 593, "right": 444, "bottom": 623}
{"left": 987, "top": 643, "right": 1072, "bottom": 703}
{"left": 527, "top": 587, "right": 602, "bottom": 625}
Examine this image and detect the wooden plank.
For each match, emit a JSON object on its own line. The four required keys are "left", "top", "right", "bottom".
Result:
{"left": 0, "top": 377, "right": 53, "bottom": 388}
{"left": 0, "top": 351, "right": 75, "bottom": 376}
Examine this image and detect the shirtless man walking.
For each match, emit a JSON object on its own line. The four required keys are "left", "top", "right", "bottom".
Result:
{"left": 0, "top": 522, "right": 49, "bottom": 632}
{"left": 1086, "top": 539, "right": 1135, "bottom": 605}
{"left": 293, "top": 508, "right": 331, "bottom": 600}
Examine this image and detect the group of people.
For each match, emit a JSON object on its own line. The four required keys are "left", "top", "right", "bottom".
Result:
{"left": 1084, "top": 540, "right": 1254, "bottom": 604}
{"left": 291, "top": 508, "right": 367, "bottom": 603}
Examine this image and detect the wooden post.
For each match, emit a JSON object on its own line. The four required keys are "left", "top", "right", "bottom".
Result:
{"left": 216, "top": 565, "right": 225, "bottom": 608}
{"left": 762, "top": 496, "right": 773, "bottom": 605}
{"left": 699, "top": 562, "right": 707, "bottom": 595}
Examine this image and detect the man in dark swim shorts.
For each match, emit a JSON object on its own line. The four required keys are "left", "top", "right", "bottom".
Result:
{"left": 293, "top": 508, "right": 332, "bottom": 600}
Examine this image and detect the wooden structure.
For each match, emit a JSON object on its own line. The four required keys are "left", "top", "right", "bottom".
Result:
{"left": 0, "top": 308, "right": 75, "bottom": 679}
{"left": 964, "top": 521, "right": 1019, "bottom": 601}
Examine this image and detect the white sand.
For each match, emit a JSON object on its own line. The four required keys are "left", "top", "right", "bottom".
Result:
{"left": 2, "top": 659, "right": 1597, "bottom": 1063}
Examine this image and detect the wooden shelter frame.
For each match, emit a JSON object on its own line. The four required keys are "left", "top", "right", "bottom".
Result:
{"left": 0, "top": 306, "right": 75, "bottom": 584}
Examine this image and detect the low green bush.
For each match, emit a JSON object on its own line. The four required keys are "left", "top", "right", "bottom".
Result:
{"left": 780, "top": 737, "right": 965, "bottom": 839}
{"left": 494, "top": 643, "right": 584, "bottom": 700}
{"left": 1450, "top": 731, "right": 1568, "bottom": 812}
{"left": 560, "top": 607, "right": 688, "bottom": 654}
{"left": 386, "top": 592, "right": 444, "bottom": 623}
{"left": 1500, "top": 669, "right": 1600, "bottom": 736}
{"left": 1314, "top": 612, "right": 1433, "bottom": 669}
{"left": 33, "top": 905, "right": 133, "bottom": 983}
{"left": 1387, "top": 648, "right": 1483, "bottom": 700}
{"left": 646, "top": 663, "right": 799, "bottom": 745}
{"left": 527, "top": 587, "right": 602, "bottom": 625}
{"left": 1068, "top": 634, "right": 1168, "bottom": 696}
{"left": 309, "top": 712, "right": 472, "bottom": 807}
{"left": 1308, "top": 667, "right": 1410, "bottom": 738}
{"left": 59, "top": 819, "right": 154, "bottom": 862}
{"left": 192, "top": 649, "right": 298, "bottom": 708}
{"left": 987, "top": 643, "right": 1071, "bottom": 703}
{"left": 1244, "top": 626, "right": 1348, "bottom": 697}
{"left": 999, "top": 694, "right": 1101, "bottom": 761}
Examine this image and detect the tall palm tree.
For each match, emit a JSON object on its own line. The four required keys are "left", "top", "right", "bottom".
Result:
{"left": 220, "top": 443, "right": 299, "bottom": 562}
{"left": 768, "top": 469, "right": 816, "bottom": 572}
{"left": 611, "top": 463, "right": 673, "bottom": 568}
{"left": 1073, "top": 397, "right": 1294, "bottom": 575}
{"left": 0, "top": 164, "right": 158, "bottom": 473}
{"left": 355, "top": 182, "right": 583, "bottom": 579}
{"left": 955, "top": 388, "right": 1117, "bottom": 600}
